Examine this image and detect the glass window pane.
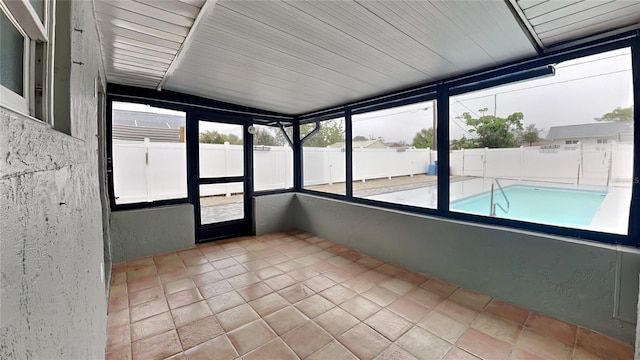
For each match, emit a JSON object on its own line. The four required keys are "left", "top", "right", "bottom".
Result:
{"left": 111, "top": 102, "right": 187, "bottom": 204}
{"left": 200, "top": 182, "right": 244, "bottom": 224}
{"left": 253, "top": 124, "right": 293, "bottom": 191}
{"left": 449, "top": 48, "right": 633, "bottom": 235}
{"left": 29, "top": 0, "right": 44, "bottom": 22}
{"left": 303, "top": 117, "right": 346, "bottom": 195}
{"left": 199, "top": 122, "right": 244, "bottom": 178}
{"left": 1, "top": 11, "right": 24, "bottom": 95}
{"left": 352, "top": 101, "right": 438, "bottom": 208}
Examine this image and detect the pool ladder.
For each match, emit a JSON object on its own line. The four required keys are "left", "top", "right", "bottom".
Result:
{"left": 489, "top": 179, "right": 510, "bottom": 217}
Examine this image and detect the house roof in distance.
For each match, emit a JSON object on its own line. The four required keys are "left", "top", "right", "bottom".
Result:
{"left": 112, "top": 109, "right": 185, "bottom": 129}
{"left": 329, "top": 139, "right": 387, "bottom": 149}
{"left": 546, "top": 122, "right": 633, "bottom": 140}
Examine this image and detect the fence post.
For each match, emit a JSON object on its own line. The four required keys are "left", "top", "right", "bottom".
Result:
{"left": 329, "top": 164, "right": 333, "bottom": 185}
{"left": 519, "top": 146, "right": 524, "bottom": 181}
{"left": 461, "top": 148, "right": 465, "bottom": 176}
{"left": 144, "top": 138, "right": 152, "bottom": 202}
{"left": 483, "top": 147, "right": 488, "bottom": 181}
{"left": 578, "top": 142, "right": 583, "bottom": 185}
{"left": 225, "top": 142, "right": 231, "bottom": 196}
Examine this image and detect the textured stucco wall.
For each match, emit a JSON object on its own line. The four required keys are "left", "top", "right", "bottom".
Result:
{"left": 254, "top": 193, "right": 296, "bottom": 235}
{"left": 110, "top": 205, "right": 195, "bottom": 263}
{"left": 274, "top": 193, "right": 639, "bottom": 344}
{"left": 0, "top": 1, "right": 107, "bottom": 358}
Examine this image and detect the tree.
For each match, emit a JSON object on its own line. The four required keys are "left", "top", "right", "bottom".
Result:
{"left": 273, "top": 120, "right": 346, "bottom": 147}
{"left": 352, "top": 135, "right": 369, "bottom": 142}
{"left": 458, "top": 108, "right": 524, "bottom": 148}
{"left": 254, "top": 127, "right": 283, "bottom": 146}
{"left": 450, "top": 136, "right": 477, "bottom": 150}
{"left": 412, "top": 128, "right": 434, "bottom": 148}
{"left": 302, "top": 119, "right": 345, "bottom": 147}
{"left": 199, "top": 130, "right": 243, "bottom": 145}
{"left": 518, "top": 124, "right": 542, "bottom": 146}
{"left": 594, "top": 106, "right": 634, "bottom": 122}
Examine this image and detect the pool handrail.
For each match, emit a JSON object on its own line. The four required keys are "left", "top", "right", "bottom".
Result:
{"left": 489, "top": 178, "right": 510, "bottom": 216}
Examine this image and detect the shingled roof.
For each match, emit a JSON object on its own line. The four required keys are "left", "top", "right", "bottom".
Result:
{"left": 546, "top": 122, "right": 633, "bottom": 140}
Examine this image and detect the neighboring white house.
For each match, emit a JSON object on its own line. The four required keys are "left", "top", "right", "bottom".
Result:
{"left": 546, "top": 121, "right": 633, "bottom": 147}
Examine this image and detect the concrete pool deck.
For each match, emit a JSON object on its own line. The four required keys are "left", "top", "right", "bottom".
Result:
{"left": 200, "top": 175, "right": 631, "bottom": 235}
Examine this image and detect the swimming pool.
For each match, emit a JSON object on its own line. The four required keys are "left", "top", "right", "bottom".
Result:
{"left": 450, "top": 185, "right": 607, "bottom": 227}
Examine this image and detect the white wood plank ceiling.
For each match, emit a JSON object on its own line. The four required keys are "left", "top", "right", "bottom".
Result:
{"left": 513, "top": 0, "right": 640, "bottom": 47}
{"left": 95, "top": 0, "right": 640, "bottom": 114}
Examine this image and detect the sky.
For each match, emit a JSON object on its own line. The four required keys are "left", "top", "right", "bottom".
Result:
{"left": 113, "top": 48, "right": 633, "bottom": 144}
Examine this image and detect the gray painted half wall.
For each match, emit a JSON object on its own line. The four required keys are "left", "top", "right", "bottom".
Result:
{"left": 253, "top": 193, "right": 296, "bottom": 234}
{"left": 110, "top": 204, "right": 195, "bottom": 263}
{"left": 255, "top": 193, "right": 640, "bottom": 344}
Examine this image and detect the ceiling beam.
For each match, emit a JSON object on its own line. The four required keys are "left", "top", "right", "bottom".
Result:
{"left": 505, "top": 0, "right": 544, "bottom": 55}
{"left": 157, "top": 0, "right": 218, "bottom": 91}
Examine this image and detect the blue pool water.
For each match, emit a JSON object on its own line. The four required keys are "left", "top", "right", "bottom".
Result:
{"left": 450, "top": 185, "right": 606, "bottom": 227}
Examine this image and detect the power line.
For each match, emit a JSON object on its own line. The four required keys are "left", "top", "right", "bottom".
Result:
{"left": 454, "top": 68, "right": 631, "bottom": 103}
{"left": 351, "top": 107, "right": 431, "bottom": 122}
{"left": 554, "top": 52, "right": 630, "bottom": 69}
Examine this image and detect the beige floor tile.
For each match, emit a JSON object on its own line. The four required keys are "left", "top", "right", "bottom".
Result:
{"left": 130, "top": 311, "right": 175, "bottom": 342}
{"left": 575, "top": 327, "right": 633, "bottom": 360}
{"left": 243, "top": 338, "right": 298, "bottom": 360}
{"left": 380, "top": 278, "right": 415, "bottom": 295}
{"left": 396, "top": 326, "right": 451, "bottom": 360}
{"left": 515, "top": 329, "right": 572, "bottom": 360}
{"left": 205, "top": 290, "right": 244, "bottom": 314}
{"left": 183, "top": 335, "right": 237, "bottom": 360}
{"left": 227, "top": 319, "right": 277, "bottom": 355}
{"left": 338, "top": 323, "right": 391, "bottom": 360}
{"left": 130, "top": 298, "right": 169, "bottom": 323}
{"left": 484, "top": 299, "right": 530, "bottom": 325}
{"left": 457, "top": 328, "right": 512, "bottom": 360}
{"left": 340, "top": 295, "right": 381, "bottom": 321}
{"left": 237, "top": 282, "right": 273, "bottom": 302}
{"left": 131, "top": 330, "right": 182, "bottom": 360}
{"left": 167, "top": 288, "right": 203, "bottom": 310}
{"left": 362, "top": 285, "right": 401, "bottom": 307}
{"left": 248, "top": 292, "right": 288, "bottom": 316}
{"left": 388, "top": 296, "right": 431, "bottom": 323}
{"left": 418, "top": 311, "right": 468, "bottom": 344}
{"left": 449, "top": 288, "right": 492, "bottom": 311}
{"left": 374, "top": 344, "right": 418, "bottom": 360}
{"left": 319, "top": 284, "right": 357, "bottom": 305}
{"left": 436, "top": 300, "right": 480, "bottom": 325}
{"left": 365, "top": 309, "right": 412, "bottom": 341}
{"left": 472, "top": 313, "right": 521, "bottom": 344}
{"left": 314, "top": 306, "right": 359, "bottom": 336}
{"left": 295, "top": 294, "right": 335, "bottom": 318}
{"left": 263, "top": 306, "right": 309, "bottom": 335}
{"left": 177, "top": 316, "right": 224, "bottom": 350}
{"left": 308, "top": 341, "right": 358, "bottom": 360}
{"left": 526, "top": 312, "right": 577, "bottom": 345}
{"left": 282, "top": 321, "right": 332, "bottom": 358}
{"left": 442, "top": 347, "right": 481, "bottom": 360}
{"left": 171, "top": 301, "right": 213, "bottom": 327}
{"left": 216, "top": 303, "right": 260, "bottom": 331}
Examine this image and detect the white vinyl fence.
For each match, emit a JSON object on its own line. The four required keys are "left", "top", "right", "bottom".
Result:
{"left": 113, "top": 139, "right": 633, "bottom": 204}
{"left": 303, "top": 148, "right": 436, "bottom": 186}
{"left": 449, "top": 142, "right": 633, "bottom": 186}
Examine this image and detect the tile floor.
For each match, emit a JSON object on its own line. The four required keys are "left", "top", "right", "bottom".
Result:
{"left": 105, "top": 230, "right": 633, "bottom": 360}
